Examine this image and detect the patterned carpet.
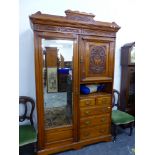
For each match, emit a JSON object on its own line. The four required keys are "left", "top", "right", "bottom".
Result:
{"left": 44, "top": 106, "right": 72, "bottom": 128}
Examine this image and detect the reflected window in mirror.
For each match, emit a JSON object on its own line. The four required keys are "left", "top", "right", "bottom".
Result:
{"left": 42, "top": 39, "right": 73, "bottom": 129}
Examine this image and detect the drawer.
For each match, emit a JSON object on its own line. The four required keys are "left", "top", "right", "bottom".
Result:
{"left": 80, "top": 106, "right": 111, "bottom": 117}
{"left": 80, "top": 125, "right": 110, "bottom": 140}
{"left": 80, "top": 114, "right": 110, "bottom": 128}
{"left": 80, "top": 98, "right": 95, "bottom": 107}
{"left": 45, "top": 127, "right": 72, "bottom": 143}
{"left": 96, "top": 95, "right": 111, "bottom": 106}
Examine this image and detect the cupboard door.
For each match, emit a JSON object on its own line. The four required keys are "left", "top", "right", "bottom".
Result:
{"left": 79, "top": 36, "right": 115, "bottom": 82}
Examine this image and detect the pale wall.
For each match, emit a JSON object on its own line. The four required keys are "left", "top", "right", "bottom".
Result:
{"left": 19, "top": 0, "right": 136, "bottom": 127}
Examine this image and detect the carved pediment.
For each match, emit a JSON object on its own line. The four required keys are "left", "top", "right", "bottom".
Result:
{"left": 30, "top": 10, "right": 120, "bottom": 32}
{"left": 65, "top": 10, "right": 95, "bottom": 22}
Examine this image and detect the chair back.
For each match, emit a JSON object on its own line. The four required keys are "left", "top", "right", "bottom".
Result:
{"left": 19, "top": 96, "right": 35, "bottom": 126}
{"left": 112, "top": 89, "right": 120, "bottom": 108}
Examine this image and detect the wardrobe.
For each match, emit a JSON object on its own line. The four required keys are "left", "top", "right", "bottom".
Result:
{"left": 29, "top": 10, "right": 120, "bottom": 155}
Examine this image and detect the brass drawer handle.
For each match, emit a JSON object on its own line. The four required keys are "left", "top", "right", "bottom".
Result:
{"left": 85, "top": 121, "right": 91, "bottom": 125}
{"left": 85, "top": 101, "right": 90, "bottom": 105}
{"left": 85, "top": 111, "right": 90, "bottom": 115}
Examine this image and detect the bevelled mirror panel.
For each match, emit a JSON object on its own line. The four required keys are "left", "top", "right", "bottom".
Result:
{"left": 42, "top": 39, "right": 73, "bottom": 129}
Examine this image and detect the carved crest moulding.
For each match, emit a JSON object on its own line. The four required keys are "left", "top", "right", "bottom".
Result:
{"left": 33, "top": 24, "right": 81, "bottom": 33}
{"left": 65, "top": 9, "right": 95, "bottom": 22}
{"left": 33, "top": 24, "right": 116, "bottom": 38}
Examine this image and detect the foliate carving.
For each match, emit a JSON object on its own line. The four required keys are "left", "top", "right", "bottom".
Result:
{"left": 60, "top": 27, "right": 80, "bottom": 33}
{"left": 33, "top": 24, "right": 80, "bottom": 33}
{"left": 82, "top": 29, "right": 116, "bottom": 37}
{"left": 65, "top": 10, "right": 95, "bottom": 22}
{"left": 66, "top": 15, "right": 95, "bottom": 22}
{"left": 45, "top": 26, "right": 59, "bottom": 31}
{"left": 33, "top": 24, "right": 58, "bottom": 31}
{"left": 89, "top": 45, "right": 106, "bottom": 74}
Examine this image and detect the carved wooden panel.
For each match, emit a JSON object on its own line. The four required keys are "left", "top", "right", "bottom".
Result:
{"left": 89, "top": 45, "right": 106, "bottom": 74}
{"left": 80, "top": 36, "right": 114, "bottom": 82}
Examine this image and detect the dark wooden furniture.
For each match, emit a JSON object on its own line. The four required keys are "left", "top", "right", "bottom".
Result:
{"left": 120, "top": 42, "right": 135, "bottom": 115}
{"left": 29, "top": 10, "right": 120, "bottom": 155}
{"left": 111, "top": 89, "right": 135, "bottom": 141}
{"left": 58, "top": 72, "right": 68, "bottom": 92}
{"left": 19, "top": 96, "right": 37, "bottom": 155}
{"left": 45, "top": 47, "right": 58, "bottom": 67}
{"left": 57, "top": 68, "right": 70, "bottom": 92}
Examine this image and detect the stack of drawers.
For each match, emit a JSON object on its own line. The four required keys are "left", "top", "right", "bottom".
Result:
{"left": 79, "top": 93, "right": 112, "bottom": 140}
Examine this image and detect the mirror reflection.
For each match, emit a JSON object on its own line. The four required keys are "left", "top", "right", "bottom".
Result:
{"left": 42, "top": 39, "right": 73, "bottom": 129}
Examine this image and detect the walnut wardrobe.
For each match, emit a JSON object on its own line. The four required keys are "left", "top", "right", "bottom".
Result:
{"left": 29, "top": 10, "right": 120, "bottom": 155}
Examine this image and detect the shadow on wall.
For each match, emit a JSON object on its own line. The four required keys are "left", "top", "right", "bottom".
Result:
{"left": 19, "top": 29, "right": 37, "bottom": 129}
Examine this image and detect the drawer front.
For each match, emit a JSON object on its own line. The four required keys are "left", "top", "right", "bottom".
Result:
{"left": 80, "top": 106, "right": 111, "bottom": 117}
{"left": 96, "top": 95, "right": 111, "bottom": 106}
{"left": 80, "top": 98, "right": 95, "bottom": 107}
{"left": 80, "top": 125, "right": 110, "bottom": 140}
{"left": 80, "top": 114, "right": 110, "bottom": 128}
{"left": 45, "top": 128, "right": 72, "bottom": 143}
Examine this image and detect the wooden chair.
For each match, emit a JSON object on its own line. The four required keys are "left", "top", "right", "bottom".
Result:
{"left": 19, "top": 96, "right": 37, "bottom": 154}
{"left": 112, "top": 89, "right": 135, "bottom": 141}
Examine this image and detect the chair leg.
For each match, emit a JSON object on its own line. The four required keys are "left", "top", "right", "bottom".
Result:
{"left": 113, "top": 124, "right": 117, "bottom": 142}
{"left": 129, "top": 122, "right": 134, "bottom": 136}
{"left": 34, "top": 142, "right": 37, "bottom": 155}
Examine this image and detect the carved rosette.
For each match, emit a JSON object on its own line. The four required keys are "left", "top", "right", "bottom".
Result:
{"left": 89, "top": 45, "right": 106, "bottom": 74}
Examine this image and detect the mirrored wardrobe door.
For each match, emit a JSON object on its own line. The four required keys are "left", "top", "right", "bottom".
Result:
{"left": 42, "top": 39, "right": 74, "bottom": 129}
